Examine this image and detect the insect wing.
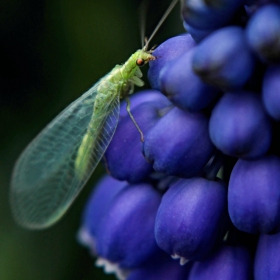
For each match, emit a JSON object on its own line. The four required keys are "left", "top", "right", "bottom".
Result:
{"left": 10, "top": 82, "right": 120, "bottom": 229}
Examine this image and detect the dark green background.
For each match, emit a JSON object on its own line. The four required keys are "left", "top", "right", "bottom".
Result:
{"left": 0, "top": 0, "right": 183, "bottom": 279}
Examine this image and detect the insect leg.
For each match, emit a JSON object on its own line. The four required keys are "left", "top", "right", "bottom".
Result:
{"left": 129, "top": 84, "right": 134, "bottom": 95}
{"left": 128, "top": 76, "right": 144, "bottom": 87}
{"left": 125, "top": 97, "right": 144, "bottom": 142}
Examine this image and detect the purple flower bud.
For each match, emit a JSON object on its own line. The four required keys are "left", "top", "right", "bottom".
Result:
{"left": 192, "top": 27, "right": 255, "bottom": 91}
{"left": 127, "top": 252, "right": 192, "bottom": 280}
{"left": 78, "top": 175, "right": 127, "bottom": 252}
{"left": 262, "top": 65, "right": 280, "bottom": 120}
{"left": 155, "top": 177, "right": 229, "bottom": 261}
{"left": 143, "top": 107, "right": 214, "bottom": 178}
{"left": 159, "top": 48, "right": 220, "bottom": 112}
{"left": 105, "top": 91, "right": 171, "bottom": 183}
{"left": 181, "top": 0, "right": 245, "bottom": 29}
{"left": 246, "top": 4, "right": 280, "bottom": 62}
{"left": 209, "top": 91, "right": 272, "bottom": 159}
{"left": 189, "top": 245, "right": 253, "bottom": 280}
{"left": 254, "top": 232, "right": 280, "bottom": 280}
{"left": 148, "top": 34, "right": 196, "bottom": 90}
{"left": 229, "top": 156, "right": 280, "bottom": 233}
{"left": 95, "top": 183, "right": 162, "bottom": 268}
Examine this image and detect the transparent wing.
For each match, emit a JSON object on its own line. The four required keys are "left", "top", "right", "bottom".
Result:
{"left": 10, "top": 82, "right": 120, "bottom": 229}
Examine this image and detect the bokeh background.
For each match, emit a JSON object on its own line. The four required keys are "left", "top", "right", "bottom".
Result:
{"left": 0, "top": 0, "right": 183, "bottom": 279}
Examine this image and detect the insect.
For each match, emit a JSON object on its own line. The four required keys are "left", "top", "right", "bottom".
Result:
{"left": 10, "top": 0, "right": 179, "bottom": 230}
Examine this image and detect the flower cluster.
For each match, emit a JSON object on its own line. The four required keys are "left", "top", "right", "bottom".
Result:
{"left": 79, "top": 1, "right": 280, "bottom": 279}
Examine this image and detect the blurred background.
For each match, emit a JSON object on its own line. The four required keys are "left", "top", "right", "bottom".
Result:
{"left": 0, "top": 0, "right": 183, "bottom": 279}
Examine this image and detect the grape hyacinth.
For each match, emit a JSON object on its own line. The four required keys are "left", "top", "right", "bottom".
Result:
{"left": 79, "top": 1, "right": 280, "bottom": 279}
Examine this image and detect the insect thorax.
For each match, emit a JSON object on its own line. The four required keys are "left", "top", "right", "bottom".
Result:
{"left": 95, "top": 49, "right": 155, "bottom": 105}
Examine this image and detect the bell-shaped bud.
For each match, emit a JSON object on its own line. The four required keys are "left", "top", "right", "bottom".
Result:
{"left": 96, "top": 183, "right": 162, "bottom": 268}
{"left": 192, "top": 27, "right": 255, "bottom": 91}
{"left": 143, "top": 107, "right": 214, "bottom": 178}
{"left": 229, "top": 156, "right": 280, "bottom": 233}
{"left": 155, "top": 177, "right": 229, "bottom": 261}
{"left": 209, "top": 91, "right": 272, "bottom": 159}
{"left": 246, "top": 4, "right": 280, "bottom": 62}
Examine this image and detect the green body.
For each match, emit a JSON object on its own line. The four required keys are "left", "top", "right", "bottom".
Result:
{"left": 75, "top": 49, "right": 155, "bottom": 178}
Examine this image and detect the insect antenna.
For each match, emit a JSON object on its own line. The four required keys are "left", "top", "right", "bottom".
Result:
{"left": 143, "top": 0, "right": 179, "bottom": 51}
{"left": 139, "top": 0, "right": 149, "bottom": 48}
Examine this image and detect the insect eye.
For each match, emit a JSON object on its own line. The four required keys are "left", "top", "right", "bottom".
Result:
{"left": 136, "top": 58, "right": 145, "bottom": 67}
